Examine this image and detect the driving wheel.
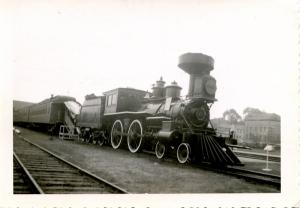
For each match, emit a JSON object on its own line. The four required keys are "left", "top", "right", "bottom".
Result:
{"left": 110, "top": 120, "right": 123, "bottom": 149}
{"left": 127, "top": 119, "right": 143, "bottom": 153}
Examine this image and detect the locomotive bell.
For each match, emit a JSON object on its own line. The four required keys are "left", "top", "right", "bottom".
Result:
{"left": 151, "top": 76, "right": 165, "bottom": 98}
{"left": 178, "top": 53, "right": 216, "bottom": 101}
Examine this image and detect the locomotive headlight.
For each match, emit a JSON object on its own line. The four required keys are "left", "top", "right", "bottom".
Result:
{"left": 204, "top": 77, "right": 217, "bottom": 96}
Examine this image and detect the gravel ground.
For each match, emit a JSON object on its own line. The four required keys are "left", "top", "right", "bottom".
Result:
{"left": 14, "top": 127, "right": 279, "bottom": 193}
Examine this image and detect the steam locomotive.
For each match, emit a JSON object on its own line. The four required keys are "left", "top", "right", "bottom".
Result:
{"left": 76, "top": 53, "right": 242, "bottom": 165}
{"left": 13, "top": 53, "right": 242, "bottom": 166}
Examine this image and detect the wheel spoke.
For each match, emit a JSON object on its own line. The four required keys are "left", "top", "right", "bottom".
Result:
{"left": 133, "top": 138, "right": 138, "bottom": 147}
{"left": 113, "top": 130, "right": 122, "bottom": 136}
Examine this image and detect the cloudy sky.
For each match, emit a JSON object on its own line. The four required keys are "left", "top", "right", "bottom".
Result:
{"left": 12, "top": 0, "right": 298, "bottom": 120}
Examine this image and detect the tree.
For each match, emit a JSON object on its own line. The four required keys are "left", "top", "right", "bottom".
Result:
{"left": 222, "top": 109, "right": 242, "bottom": 124}
{"left": 243, "top": 107, "right": 263, "bottom": 119}
{"left": 243, "top": 107, "right": 262, "bottom": 115}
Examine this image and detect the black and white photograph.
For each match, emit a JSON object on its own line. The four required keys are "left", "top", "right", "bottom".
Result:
{"left": 1, "top": 0, "right": 299, "bottom": 207}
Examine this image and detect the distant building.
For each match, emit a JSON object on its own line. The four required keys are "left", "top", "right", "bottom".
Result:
{"left": 230, "top": 122, "right": 245, "bottom": 143}
{"left": 211, "top": 112, "right": 280, "bottom": 148}
{"left": 211, "top": 118, "right": 245, "bottom": 143}
{"left": 244, "top": 113, "right": 280, "bottom": 147}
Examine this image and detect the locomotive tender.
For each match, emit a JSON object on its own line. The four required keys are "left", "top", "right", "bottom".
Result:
{"left": 77, "top": 53, "right": 242, "bottom": 165}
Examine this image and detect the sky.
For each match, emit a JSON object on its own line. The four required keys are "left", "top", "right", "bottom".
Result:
{"left": 11, "top": 0, "right": 299, "bottom": 119}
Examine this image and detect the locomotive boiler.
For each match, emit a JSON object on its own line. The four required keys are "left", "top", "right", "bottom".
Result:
{"left": 77, "top": 53, "right": 242, "bottom": 166}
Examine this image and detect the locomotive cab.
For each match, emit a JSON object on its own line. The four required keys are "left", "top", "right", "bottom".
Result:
{"left": 103, "top": 88, "right": 147, "bottom": 114}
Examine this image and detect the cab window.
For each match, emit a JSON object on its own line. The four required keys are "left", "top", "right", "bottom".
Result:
{"left": 112, "top": 94, "right": 117, "bottom": 105}
{"left": 106, "top": 95, "right": 112, "bottom": 106}
{"left": 106, "top": 93, "right": 117, "bottom": 106}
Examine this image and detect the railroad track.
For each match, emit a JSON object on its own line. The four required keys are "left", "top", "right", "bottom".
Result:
{"left": 13, "top": 154, "right": 40, "bottom": 194}
{"left": 13, "top": 136, "right": 129, "bottom": 194}
{"left": 234, "top": 151, "right": 281, "bottom": 162}
{"left": 195, "top": 164, "right": 280, "bottom": 189}
{"left": 225, "top": 166, "right": 280, "bottom": 187}
{"left": 144, "top": 149, "right": 280, "bottom": 189}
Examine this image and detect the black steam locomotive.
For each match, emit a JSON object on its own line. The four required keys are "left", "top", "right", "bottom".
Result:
{"left": 14, "top": 53, "right": 242, "bottom": 166}
{"left": 76, "top": 53, "right": 242, "bottom": 166}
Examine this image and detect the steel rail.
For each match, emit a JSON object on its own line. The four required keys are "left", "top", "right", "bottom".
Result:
{"left": 13, "top": 152, "right": 44, "bottom": 194}
{"left": 234, "top": 151, "right": 281, "bottom": 162}
{"left": 226, "top": 166, "right": 280, "bottom": 179}
{"left": 194, "top": 163, "right": 280, "bottom": 188}
{"left": 142, "top": 149, "right": 280, "bottom": 188}
{"left": 223, "top": 167, "right": 280, "bottom": 187}
{"left": 18, "top": 136, "right": 129, "bottom": 194}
